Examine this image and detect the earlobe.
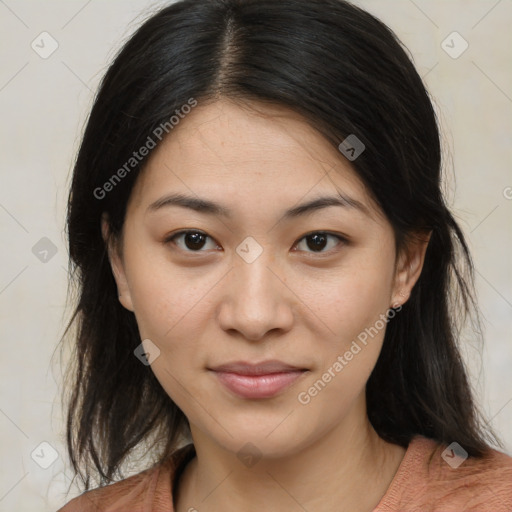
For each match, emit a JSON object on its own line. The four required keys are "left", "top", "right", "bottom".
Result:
{"left": 101, "top": 214, "right": 135, "bottom": 312}
{"left": 391, "top": 231, "right": 431, "bottom": 308}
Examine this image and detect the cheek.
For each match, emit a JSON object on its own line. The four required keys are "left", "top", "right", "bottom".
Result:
{"left": 121, "top": 234, "right": 209, "bottom": 340}
{"left": 124, "top": 254, "right": 213, "bottom": 414}
{"left": 130, "top": 274, "right": 215, "bottom": 357}
{"left": 299, "top": 275, "right": 390, "bottom": 389}
{"left": 294, "top": 269, "right": 394, "bottom": 424}
{"left": 296, "top": 256, "right": 396, "bottom": 346}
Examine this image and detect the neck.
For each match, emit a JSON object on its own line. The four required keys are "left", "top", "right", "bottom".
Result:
{"left": 175, "top": 398, "right": 406, "bottom": 512}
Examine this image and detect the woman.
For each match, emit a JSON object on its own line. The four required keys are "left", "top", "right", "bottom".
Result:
{"left": 58, "top": 0, "right": 512, "bottom": 510}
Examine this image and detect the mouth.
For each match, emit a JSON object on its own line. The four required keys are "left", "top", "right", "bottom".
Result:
{"left": 208, "top": 360, "right": 310, "bottom": 399}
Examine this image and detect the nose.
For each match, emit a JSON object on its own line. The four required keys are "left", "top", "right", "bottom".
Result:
{"left": 216, "top": 250, "right": 294, "bottom": 341}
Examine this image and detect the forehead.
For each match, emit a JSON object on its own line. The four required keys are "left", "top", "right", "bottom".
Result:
{"left": 127, "top": 98, "right": 381, "bottom": 221}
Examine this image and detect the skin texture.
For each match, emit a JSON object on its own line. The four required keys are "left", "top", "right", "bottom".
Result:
{"left": 104, "top": 98, "right": 429, "bottom": 512}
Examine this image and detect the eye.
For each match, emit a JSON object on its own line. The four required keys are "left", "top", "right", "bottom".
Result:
{"left": 165, "top": 230, "right": 347, "bottom": 255}
{"left": 293, "top": 231, "right": 346, "bottom": 254}
{"left": 165, "top": 230, "right": 220, "bottom": 252}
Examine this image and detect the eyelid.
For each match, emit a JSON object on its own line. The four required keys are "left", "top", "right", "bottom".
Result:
{"left": 295, "top": 230, "right": 348, "bottom": 242}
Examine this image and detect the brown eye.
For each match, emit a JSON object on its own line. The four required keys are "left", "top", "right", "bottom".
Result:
{"left": 166, "top": 230, "right": 219, "bottom": 252}
{"left": 294, "top": 232, "right": 346, "bottom": 254}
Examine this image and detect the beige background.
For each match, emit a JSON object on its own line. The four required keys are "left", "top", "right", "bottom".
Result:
{"left": 0, "top": 1, "right": 511, "bottom": 510}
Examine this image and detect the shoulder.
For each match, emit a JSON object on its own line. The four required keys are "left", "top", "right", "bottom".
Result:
{"left": 56, "top": 465, "right": 163, "bottom": 512}
{"left": 56, "top": 443, "right": 195, "bottom": 512}
{"left": 377, "top": 435, "right": 512, "bottom": 511}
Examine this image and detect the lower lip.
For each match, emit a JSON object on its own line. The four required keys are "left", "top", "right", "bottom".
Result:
{"left": 212, "top": 370, "right": 307, "bottom": 399}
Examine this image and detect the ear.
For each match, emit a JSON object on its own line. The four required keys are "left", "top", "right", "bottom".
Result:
{"left": 390, "top": 231, "right": 431, "bottom": 308}
{"left": 101, "top": 213, "right": 135, "bottom": 312}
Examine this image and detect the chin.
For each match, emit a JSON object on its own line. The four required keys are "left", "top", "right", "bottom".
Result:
{"left": 202, "top": 420, "right": 314, "bottom": 461}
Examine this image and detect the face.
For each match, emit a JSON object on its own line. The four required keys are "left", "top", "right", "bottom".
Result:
{"left": 106, "top": 99, "right": 426, "bottom": 459}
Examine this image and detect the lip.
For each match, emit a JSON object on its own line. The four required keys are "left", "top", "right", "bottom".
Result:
{"left": 208, "top": 360, "right": 309, "bottom": 399}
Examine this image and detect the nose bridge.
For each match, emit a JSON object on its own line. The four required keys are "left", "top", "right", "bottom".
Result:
{"left": 217, "top": 241, "right": 293, "bottom": 339}
{"left": 235, "top": 241, "right": 280, "bottom": 307}
{"left": 237, "top": 248, "right": 276, "bottom": 299}
{"left": 234, "top": 234, "right": 278, "bottom": 293}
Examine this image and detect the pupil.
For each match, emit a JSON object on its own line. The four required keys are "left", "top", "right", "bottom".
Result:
{"left": 185, "top": 232, "right": 205, "bottom": 250}
{"left": 308, "top": 233, "right": 327, "bottom": 251}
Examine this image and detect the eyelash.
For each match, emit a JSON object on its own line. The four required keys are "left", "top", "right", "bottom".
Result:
{"left": 164, "top": 230, "right": 348, "bottom": 255}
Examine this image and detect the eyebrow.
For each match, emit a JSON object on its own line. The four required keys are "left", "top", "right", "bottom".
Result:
{"left": 147, "top": 192, "right": 369, "bottom": 219}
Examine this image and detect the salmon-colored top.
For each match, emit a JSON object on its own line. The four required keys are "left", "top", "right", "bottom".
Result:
{"left": 57, "top": 435, "right": 512, "bottom": 512}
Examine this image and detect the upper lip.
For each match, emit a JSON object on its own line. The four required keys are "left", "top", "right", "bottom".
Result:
{"left": 209, "top": 360, "right": 308, "bottom": 376}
